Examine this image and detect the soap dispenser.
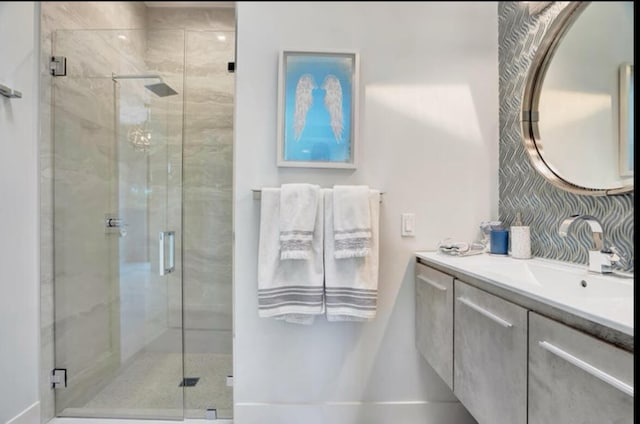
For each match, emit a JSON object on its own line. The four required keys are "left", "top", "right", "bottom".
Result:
{"left": 510, "top": 212, "right": 531, "bottom": 259}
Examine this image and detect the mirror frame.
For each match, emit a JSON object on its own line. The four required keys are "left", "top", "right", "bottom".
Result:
{"left": 521, "top": 1, "right": 633, "bottom": 196}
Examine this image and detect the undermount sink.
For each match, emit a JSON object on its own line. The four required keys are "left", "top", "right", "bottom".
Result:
{"left": 416, "top": 252, "right": 634, "bottom": 336}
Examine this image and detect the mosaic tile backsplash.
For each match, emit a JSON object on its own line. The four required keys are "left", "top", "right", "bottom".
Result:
{"left": 498, "top": 2, "right": 634, "bottom": 272}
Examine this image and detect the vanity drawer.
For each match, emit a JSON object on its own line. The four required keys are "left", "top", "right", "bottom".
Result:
{"left": 454, "top": 280, "right": 527, "bottom": 424}
{"left": 528, "top": 312, "right": 634, "bottom": 424}
{"left": 415, "top": 263, "right": 454, "bottom": 389}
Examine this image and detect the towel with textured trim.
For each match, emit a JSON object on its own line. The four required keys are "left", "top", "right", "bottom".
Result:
{"left": 333, "top": 185, "right": 372, "bottom": 259}
{"left": 279, "top": 184, "right": 321, "bottom": 260}
{"left": 258, "top": 188, "right": 324, "bottom": 324}
{"left": 324, "top": 188, "right": 380, "bottom": 321}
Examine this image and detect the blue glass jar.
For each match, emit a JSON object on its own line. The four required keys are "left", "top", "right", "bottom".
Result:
{"left": 490, "top": 229, "right": 509, "bottom": 255}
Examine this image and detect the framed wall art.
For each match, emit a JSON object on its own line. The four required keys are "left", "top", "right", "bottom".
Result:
{"left": 618, "top": 63, "right": 634, "bottom": 177}
{"left": 276, "top": 50, "right": 359, "bottom": 168}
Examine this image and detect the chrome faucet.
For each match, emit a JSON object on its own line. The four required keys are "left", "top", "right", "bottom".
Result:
{"left": 558, "top": 214, "right": 621, "bottom": 274}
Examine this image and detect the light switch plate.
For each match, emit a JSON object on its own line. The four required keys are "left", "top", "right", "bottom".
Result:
{"left": 401, "top": 213, "right": 415, "bottom": 237}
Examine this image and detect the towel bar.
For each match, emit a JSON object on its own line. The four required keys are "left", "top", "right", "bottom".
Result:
{"left": 252, "top": 188, "right": 384, "bottom": 202}
{"left": 0, "top": 83, "right": 22, "bottom": 99}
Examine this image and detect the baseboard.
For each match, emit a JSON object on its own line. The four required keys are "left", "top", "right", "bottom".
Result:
{"left": 6, "top": 402, "right": 40, "bottom": 424}
{"left": 234, "top": 400, "right": 475, "bottom": 424}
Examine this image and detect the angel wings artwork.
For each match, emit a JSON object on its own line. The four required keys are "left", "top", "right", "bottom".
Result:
{"left": 279, "top": 52, "right": 356, "bottom": 166}
{"left": 291, "top": 73, "right": 345, "bottom": 144}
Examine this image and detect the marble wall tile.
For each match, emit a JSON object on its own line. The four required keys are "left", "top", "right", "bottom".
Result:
{"left": 144, "top": 29, "right": 186, "bottom": 78}
{"left": 141, "top": 31, "right": 186, "bottom": 337}
{"left": 117, "top": 132, "right": 151, "bottom": 264}
{"left": 116, "top": 94, "right": 175, "bottom": 358}
{"left": 183, "top": 187, "right": 233, "bottom": 326}
{"left": 54, "top": 30, "right": 147, "bottom": 78}
{"left": 185, "top": 92, "right": 235, "bottom": 130}
{"left": 168, "top": 275, "right": 183, "bottom": 329}
{"left": 147, "top": 7, "right": 235, "bottom": 31}
{"left": 167, "top": 142, "right": 184, "bottom": 313}
{"left": 184, "top": 30, "right": 235, "bottom": 75}
{"left": 43, "top": 2, "right": 147, "bottom": 31}
{"left": 53, "top": 296, "right": 121, "bottom": 411}
{"left": 161, "top": 27, "right": 235, "bottom": 337}
{"left": 171, "top": 20, "right": 235, "bottom": 417}
{"left": 53, "top": 79, "right": 116, "bottom": 132}
{"left": 183, "top": 142, "right": 233, "bottom": 189}
{"left": 52, "top": 105, "right": 120, "bottom": 409}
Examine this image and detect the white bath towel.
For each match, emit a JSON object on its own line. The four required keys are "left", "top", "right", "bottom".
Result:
{"left": 258, "top": 188, "right": 324, "bottom": 324}
{"left": 279, "top": 183, "right": 321, "bottom": 260}
{"left": 333, "top": 185, "right": 372, "bottom": 259}
{"left": 324, "top": 188, "right": 380, "bottom": 322}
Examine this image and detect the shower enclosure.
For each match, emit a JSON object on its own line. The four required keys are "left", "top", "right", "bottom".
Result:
{"left": 50, "top": 27, "right": 233, "bottom": 420}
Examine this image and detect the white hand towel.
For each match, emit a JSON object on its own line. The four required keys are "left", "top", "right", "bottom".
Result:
{"left": 279, "top": 183, "right": 321, "bottom": 260}
{"left": 324, "top": 188, "right": 380, "bottom": 322}
{"left": 437, "top": 238, "right": 485, "bottom": 257}
{"left": 333, "top": 185, "right": 372, "bottom": 259}
{"left": 258, "top": 188, "right": 324, "bottom": 324}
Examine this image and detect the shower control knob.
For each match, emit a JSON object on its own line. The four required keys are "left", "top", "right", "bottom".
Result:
{"left": 104, "top": 214, "right": 126, "bottom": 236}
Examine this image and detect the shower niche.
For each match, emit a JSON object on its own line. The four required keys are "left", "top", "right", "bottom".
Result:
{"left": 49, "top": 23, "right": 234, "bottom": 421}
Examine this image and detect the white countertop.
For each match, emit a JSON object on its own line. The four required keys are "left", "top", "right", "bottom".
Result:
{"left": 415, "top": 251, "right": 634, "bottom": 338}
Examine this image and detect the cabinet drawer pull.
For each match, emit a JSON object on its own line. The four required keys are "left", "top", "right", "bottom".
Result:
{"left": 539, "top": 341, "right": 634, "bottom": 398}
{"left": 457, "top": 297, "right": 513, "bottom": 328}
{"left": 417, "top": 275, "right": 447, "bottom": 291}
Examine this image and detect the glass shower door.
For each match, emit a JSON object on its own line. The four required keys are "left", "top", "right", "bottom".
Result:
{"left": 51, "top": 29, "right": 184, "bottom": 420}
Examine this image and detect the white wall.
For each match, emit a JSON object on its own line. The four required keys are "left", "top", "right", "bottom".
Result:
{"left": 234, "top": 2, "right": 498, "bottom": 423}
{"left": 0, "top": 2, "right": 40, "bottom": 424}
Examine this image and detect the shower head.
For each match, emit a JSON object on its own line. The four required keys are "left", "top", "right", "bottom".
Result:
{"left": 144, "top": 82, "right": 178, "bottom": 97}
{"left": 112, "top": 74, "right": 179, "bottom": 97}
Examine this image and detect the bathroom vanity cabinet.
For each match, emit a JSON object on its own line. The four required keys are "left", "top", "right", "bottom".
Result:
{"left": 415, "top": 263, "right": 454, "bottom": 389}
{"left": 528, "top": 312, "right": 633, "bottom": 424}
{"left": 454, "top": 281, "right": 527, "bottom": 424}
{"left": 414, "top": 257, "right": 634, "bottom": 424}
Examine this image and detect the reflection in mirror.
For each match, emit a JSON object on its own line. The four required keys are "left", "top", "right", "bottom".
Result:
{"left": 524, "top": 1, "right": 634, "bottom": 195}
{"left": 619, "top": 63, "right": 633, "bottom": 177}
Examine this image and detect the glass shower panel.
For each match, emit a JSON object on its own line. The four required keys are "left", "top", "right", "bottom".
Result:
{"left": 52, "top": 29, "right": 184, "bottom": 420}
{"left": 183, "top": 30, "right": 234, "bottom": 420}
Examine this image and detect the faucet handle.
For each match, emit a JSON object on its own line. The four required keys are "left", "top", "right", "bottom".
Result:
{"left": 588, "top": 250, "right": 613, "bottom": 273}
{"left": 602, "top": 246, "right": 623, "bottom": 264}
{"left": 598, "top": 246, "right": 627, "bottom": 274}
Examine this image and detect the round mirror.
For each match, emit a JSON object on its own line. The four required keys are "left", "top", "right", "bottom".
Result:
{"left": 522, "top": 2, "right": 634, "bottom": 195}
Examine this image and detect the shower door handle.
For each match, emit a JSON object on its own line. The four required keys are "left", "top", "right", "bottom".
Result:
{"left": 159, "top": 231, "right": 175, "bottom": 276}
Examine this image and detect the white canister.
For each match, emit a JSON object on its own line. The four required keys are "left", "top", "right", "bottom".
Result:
{"left": 510, "top": 226, "right": 531, "bottom": 259}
